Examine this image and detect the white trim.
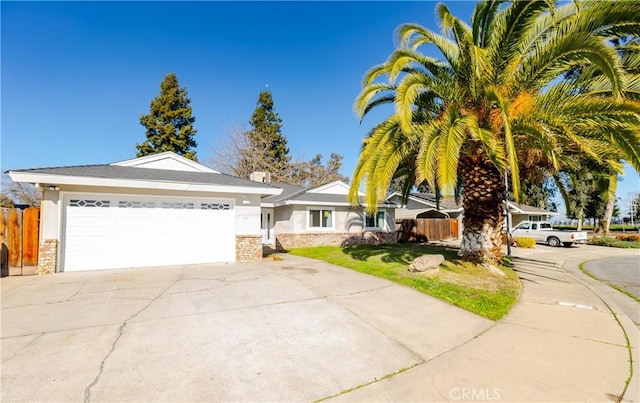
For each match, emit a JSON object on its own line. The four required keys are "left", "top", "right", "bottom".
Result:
{"left": 286, "top": 200, "right": 352, "bottom": 207}
{"left": 56, "top": 190, "right": 64, "bottom": 273}
{"left": 112, "top": 152, "right": 219, "bottom": 173}
{"left": 8, "top": 172, "right": 280, "bottom": 196}
{"left": 306, "top": 206, "right": 335, "bottom": 231}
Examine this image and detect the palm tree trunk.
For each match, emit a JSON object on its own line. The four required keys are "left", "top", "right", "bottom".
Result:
{"left": 576, "top": 209, "right": 584, "bottom": 231}
{"left": 603, "top": 199, "right": 614, "bottom": 235}
{"left": 597, "top": 176, "right": 617, "bottom": 236}
{"left": 458, "top": 155, "right": 506, "bottom": 263}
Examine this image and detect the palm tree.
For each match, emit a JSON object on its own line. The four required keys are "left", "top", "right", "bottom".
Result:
{"left": 350, "top": 0, "right": 640, "bottom": 263}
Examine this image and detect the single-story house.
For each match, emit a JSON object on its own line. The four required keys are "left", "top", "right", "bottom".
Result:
{"left": 259, "top": 179, "right": 397, "bottom": 250}
{"left": 387, "top": 192, "right": 557, "bottom": 238}
{"left": 6, "top": 152, "right": 281, "bottom": 273}
{"left": 506, "top": 201, "right": 559, "bottom": 227}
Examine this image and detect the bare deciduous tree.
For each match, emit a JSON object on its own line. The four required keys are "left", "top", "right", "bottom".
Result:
{"left": 1, "top": 175, "right": 41, "bottom": 207}
{"left": 210, "top": 124, "right": 348, "bottom": 187}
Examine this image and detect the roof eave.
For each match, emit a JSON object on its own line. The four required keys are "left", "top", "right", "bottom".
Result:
{"left": 7, "top": 171, "right": 281, "bottom": 196}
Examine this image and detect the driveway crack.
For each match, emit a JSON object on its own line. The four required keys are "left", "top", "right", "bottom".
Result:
{"left": 82, "top": 271, "right": 185, "bottom": 402}
{"left": 2, "top": 332, "right": 45, "bottom": 363}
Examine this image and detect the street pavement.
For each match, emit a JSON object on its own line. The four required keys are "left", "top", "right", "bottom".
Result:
{"left": 1, "top": 244, "right": 639, "bottom": 402}
{"left": 583, "top": 256, "right": 640, "bottom": 331}
{"left": 583, "top": 257, "right": 639, "bottom": 299}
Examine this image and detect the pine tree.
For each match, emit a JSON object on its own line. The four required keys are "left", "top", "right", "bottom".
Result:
{"left": 137, "top": 73, "right": 198, "bottom": 161}
{"left": 241, "top": 91, "right": 290, "bottom": 177}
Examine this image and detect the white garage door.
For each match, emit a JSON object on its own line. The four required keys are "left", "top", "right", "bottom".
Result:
{"left": 63, "top": 194, "right": 236, "bottom": 271}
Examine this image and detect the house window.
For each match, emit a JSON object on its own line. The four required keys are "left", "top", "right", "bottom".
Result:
{"left": 308, "top": 209, "right": 333, "bottom": 229}
{"left": 201, "top": 203, "right": 230, "bottom": 210}
{"left": 365, "top": 211, "right": 386, "bottom": 229}
{"left": 119, "top": 201, "right": 155, "bottom": 208}
{"left": 161, "top": 202, "right": 194, "bottom": 209}
{"left": 70, "top": 199, "right": 110, "bottom": 208}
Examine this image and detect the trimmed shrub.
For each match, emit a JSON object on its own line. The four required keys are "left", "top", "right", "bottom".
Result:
{"left": 588, "top": 236, "right": 640, "bottom": 249}
{"left": 515, "top": 237, "right": 536, "bottom": 248}
{"left": 616, "top": 234, "right": 640, "bottom": 242}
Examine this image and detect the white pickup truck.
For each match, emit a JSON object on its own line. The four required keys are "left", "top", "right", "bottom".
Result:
{"left": 510, "top": 221, "right": 588, "bottom": 247}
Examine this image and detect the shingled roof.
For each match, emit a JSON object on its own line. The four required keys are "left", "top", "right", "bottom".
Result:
{"left": 262, "top": 181, "right": 395, "bottom": 207}
{"left": 8, "top": 164, "right": 279, "bottom": 191}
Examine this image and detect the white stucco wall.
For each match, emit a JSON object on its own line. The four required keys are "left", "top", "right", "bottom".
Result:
{"left": 40, "top": 188, "right": 60, "bottom": 239}
{"left": 234, "top": 194, "right": 261, "bottom": 235}
{"left": 274, "top": 205, "right": 294, "bottom": 233}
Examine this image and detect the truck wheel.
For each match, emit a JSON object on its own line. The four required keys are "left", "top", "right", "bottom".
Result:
{"left": 547, "top": 237, "right": 561, "bottom": 247}
{"left": 562, "top": 242, "right": 573, "bottom": 248}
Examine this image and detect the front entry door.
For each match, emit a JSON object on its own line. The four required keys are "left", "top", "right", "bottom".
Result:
{"left": 261, "top": 209, "right": 274, "bottom": 245}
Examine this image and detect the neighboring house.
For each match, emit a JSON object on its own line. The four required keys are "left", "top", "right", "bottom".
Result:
{"left": 260, "top": 179, "right": 396, "bottom": 250}
{"left": 388, "top": 192, "right": 556, "bottom": 238}
{"left": 388, "top": 192, "right": 464, "bottom": 220}
{"left": 6, "top": 152, "right": 281, "bottom": 273}
{"left": 506, "top": 201, "right": 559, "bottom": 227}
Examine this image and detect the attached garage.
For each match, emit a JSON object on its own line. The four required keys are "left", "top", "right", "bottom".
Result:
{"left": 63, "top": 194, "right": 235, "bottom": 271}
{"left": 7, "top": 152, "right": 281, "bottom": 273}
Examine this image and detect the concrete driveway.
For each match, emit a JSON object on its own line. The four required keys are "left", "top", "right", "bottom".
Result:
{"left": 1, "top": 255, "right": 492, "bottom": 402}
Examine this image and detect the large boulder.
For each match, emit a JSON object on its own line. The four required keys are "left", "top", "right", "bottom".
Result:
{"left": 408, "top": 254, "right": 444, "bottom": 275}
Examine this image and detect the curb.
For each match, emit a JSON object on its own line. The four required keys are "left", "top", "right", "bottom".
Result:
{"left": 558, "top": 257, "right": 639, "bottom": 403}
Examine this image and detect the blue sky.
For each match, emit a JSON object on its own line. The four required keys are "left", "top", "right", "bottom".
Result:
{"left": 2, "top": 1, "right": 639, "bottom": 215}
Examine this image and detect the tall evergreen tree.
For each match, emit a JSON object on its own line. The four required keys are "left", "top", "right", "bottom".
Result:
{"left": 137, "top": 73, "right": 198, "bottom": 161}
{"left": 238, "top": 91, "right": 290, "bottom": 179}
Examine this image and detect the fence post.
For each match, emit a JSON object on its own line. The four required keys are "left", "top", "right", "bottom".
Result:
{"left": 1, "top": 209, "right": 8, "bottom": 277}
{"left": 8, "top": 209, "right": 22, "bottom": 273}
{"left": 22, "top": 208, "right": 40, "bottom": 274}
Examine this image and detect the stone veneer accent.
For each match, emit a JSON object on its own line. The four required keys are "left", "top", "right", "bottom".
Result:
{"left": 276, "top": 232, "right": 396, "bottom": 250}
{"left": 37, "top": 239, "right": 58, "bottom": 275}
{"left": 236, "top": 235, "right": 263, "bottom": 262}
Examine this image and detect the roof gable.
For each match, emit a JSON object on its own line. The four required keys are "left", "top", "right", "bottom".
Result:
{"left": 307, "top": 181, "right": 352, "bottom": 195}
{"left": 112, "top": 152, "right": 218, "bottom": 173}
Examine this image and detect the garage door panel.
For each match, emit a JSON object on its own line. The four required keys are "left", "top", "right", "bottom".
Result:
{"left": 66, "top": 216, "right": 111, "bottom": 230}
{"left": 63, "top": 195, "right": 236, "bottom": 271}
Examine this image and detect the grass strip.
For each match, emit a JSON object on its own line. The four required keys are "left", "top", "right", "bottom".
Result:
{"left": 289, "top": 244, "right": 521, "bottom": 321}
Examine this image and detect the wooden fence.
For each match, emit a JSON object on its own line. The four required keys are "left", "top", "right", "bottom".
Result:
{"left": 1, "top": 208, "right": 40, "bottom": 276}
{"left": 396, "top": 218, "right": 459, "bottom": 243}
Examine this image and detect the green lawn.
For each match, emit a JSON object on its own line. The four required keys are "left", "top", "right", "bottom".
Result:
{"left": 289, "top": 244, "right": 521, "bottom": 321}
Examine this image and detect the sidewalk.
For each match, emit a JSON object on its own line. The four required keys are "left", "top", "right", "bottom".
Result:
{"left": 331, "top": 245, "right": 640, "bottom": 402}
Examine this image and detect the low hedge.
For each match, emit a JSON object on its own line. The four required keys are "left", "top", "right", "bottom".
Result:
{"left": 588, "top": 236, "right": 640, "bottom": 249}
{"left": 616, "top": 234, "right": 640, "bottom": 242}
{"left": 515, "top": 237, "right": 536, "bottom": 248}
